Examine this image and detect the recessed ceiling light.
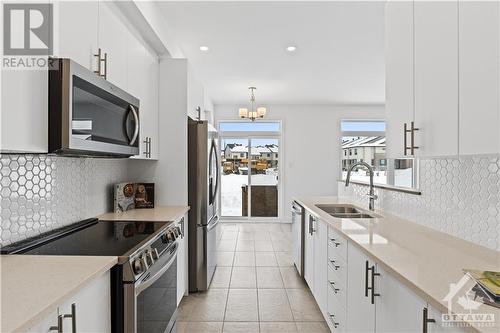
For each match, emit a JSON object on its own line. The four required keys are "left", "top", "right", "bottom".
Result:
{"left": 286, "top": 46, "right": 297, "bottom": 52}
{"left": 199, "top": 46, "right": 209, "bottom": 52}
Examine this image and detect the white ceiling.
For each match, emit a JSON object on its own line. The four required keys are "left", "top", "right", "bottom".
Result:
{"left": 157, "top": 1, "right": 385, "bottom": 105}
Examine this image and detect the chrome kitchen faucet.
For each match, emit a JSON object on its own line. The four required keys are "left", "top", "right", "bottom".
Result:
{"left": 345, "top": 161, "right": 378, "bottom": 211}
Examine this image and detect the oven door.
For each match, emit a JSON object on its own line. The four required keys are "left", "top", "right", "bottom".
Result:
{"left": 126, "top": 243, "right": 178, "bottom": 333}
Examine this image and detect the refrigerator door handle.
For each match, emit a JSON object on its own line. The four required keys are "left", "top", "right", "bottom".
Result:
{"left": 206, "top": 215, "right": 219, "bottom": 231}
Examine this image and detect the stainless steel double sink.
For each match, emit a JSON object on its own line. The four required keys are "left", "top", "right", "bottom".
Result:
{"left": 315, "top": 204, "right": 378, "bottom": 219}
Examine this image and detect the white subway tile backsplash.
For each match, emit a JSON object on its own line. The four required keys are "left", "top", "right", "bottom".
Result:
{"left": 0, "top": 154, "right": 129, "bottom": 246}
{"left": 339, "top": 156, "right": 500, "bottom": 251}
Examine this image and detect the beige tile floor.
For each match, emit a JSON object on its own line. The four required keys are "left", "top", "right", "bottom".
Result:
{"left": 177, "top": 222, "right": 329, "bottom": 333}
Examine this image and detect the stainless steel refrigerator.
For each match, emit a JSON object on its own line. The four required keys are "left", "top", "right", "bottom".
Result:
{"left": 188, "top": 117, "right": 221, "bottom": 292}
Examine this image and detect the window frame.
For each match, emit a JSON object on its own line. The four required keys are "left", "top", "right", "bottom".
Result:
{"left": 339, "top": 119, "right": 420, "bottom": 191}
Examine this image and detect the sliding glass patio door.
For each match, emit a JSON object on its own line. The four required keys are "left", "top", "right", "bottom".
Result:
{"left": 219, "top": 122, "right": 281, "bottom": 220}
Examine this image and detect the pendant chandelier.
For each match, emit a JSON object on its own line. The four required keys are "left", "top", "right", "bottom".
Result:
{"left": 238, "top": 87, "right": 267, "bottom": 121}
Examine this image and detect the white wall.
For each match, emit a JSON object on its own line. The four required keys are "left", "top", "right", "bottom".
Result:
{"left": 128, "top": 58, "right": 189, "bottom": 206}
{"left": 215, "top": 104, "right": 385, "bottom": 221}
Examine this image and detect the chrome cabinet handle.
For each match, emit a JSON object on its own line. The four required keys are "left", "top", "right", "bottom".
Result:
{"left": 49, "top": 315, "right": 64, "bottom": 333}
{"left": 148, "top": 137, "right": 152, "bottom": 158}
{"left": 93, "top": 48, "right": 102, "bottom": 77}
{"left": 330, "top": 238, "right": 340, "bottom": 247}
{"left": 422, "top": 307, "right": 436, "bottom": 333}
{"left": 404, "top": 122, "right": 419, "bottom": 156}
{"left": 93, "top": 48, "right": 107, "bottom": 79}
{"left": 328, "top": 281, "right": 340, "bottom": 293}
{"left": 143, "top": 137, "right": 151, "bottom": 158}
{"left": 102, "top": 52, "right": 107, "bottom": 80}
{"left": 328, "top": 313, "right": 339, "bottom": 329}
{"left": 329, "top": 260, "right": 340, "bottom": 270}
{"left": 128, "top": 105, "right": 139, "bottom": 146}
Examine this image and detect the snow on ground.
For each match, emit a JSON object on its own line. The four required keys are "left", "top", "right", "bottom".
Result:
{"left": 221, "top": 172, "right": 278, "bottom": 216}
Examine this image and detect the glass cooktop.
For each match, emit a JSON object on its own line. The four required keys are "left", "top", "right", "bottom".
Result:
{"left": 1, "top": 219, "right": 169, "bottom": 256}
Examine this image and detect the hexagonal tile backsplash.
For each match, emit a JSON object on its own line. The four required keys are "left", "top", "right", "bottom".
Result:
{"left": 339, "top": 156, "right": 500, "bottom": 251}
{"left": 0, "top": 154, "right": 129, "bottom": 246}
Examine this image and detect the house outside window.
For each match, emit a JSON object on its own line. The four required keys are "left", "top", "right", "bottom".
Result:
{"left": 341, "top": 120, "right": 416, "bottom": 189}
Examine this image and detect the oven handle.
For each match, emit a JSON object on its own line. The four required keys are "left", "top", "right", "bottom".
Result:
{"left": 135, "top": 244, "right": 178, "bottom": 296}
{"left": 128, "top": 105, "right": 139, "bottom": 146}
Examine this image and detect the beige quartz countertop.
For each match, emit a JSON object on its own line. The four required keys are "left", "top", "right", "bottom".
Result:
{"left": 98, "top": 205, "right": 189, "bottom": 222}
{"left": 294, "top": 196, "right": 500, "bottom": 333}
{"left": 0, "top": 255, "right": 117, "bottom": 333}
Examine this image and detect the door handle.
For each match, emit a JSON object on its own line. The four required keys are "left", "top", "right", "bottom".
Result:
{"left": 365, "top": 260, "right": 370, "bottom": 297}
{"left": 49, "top": 315, "right": 64, "bottom": 333}
{"left": 62, "top": 303, "right": 77, "bottom": 333}
{"left": 371, "top": 265, "right": 380, "bottom": 304}
{"left": 127, "top": 105, "right": 139, "bottom": 146}
{"left": 404, "top": 122, "right": 419, "bottom": 156}
{"left": 423, "top": 307, "right": 436, "bottom": 333}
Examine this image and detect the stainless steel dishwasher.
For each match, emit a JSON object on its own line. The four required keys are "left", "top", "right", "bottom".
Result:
{"left": 291, "top": 201, "right": 305, "bottom": 277}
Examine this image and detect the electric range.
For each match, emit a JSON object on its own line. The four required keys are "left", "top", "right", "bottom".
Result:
{"left": 1, "top": 217, "right": 184, "bottom": 333}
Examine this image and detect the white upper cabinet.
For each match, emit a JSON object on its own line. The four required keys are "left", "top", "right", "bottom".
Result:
{"left": 1, "top": 69, "right": 48, "bottom": 153}
{"left": 56, "top": 1, "right": 98, "bottom": 70}
{"left": 98, "top": 1, "right": 129, "bottom": 89}
{"left": 386, "top": 1, "right": 498, "bottom": 158}
{"left": 458, "top": 1, "right": 500, "bottom": 156}
{"left": 414, "top": 0, "right": 459, "bottom": 158}
{"left": 385, "top": 0, "right": 414, "bottom": 159}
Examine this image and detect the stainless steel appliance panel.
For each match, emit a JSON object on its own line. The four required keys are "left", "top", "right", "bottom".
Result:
{"left": 292, "top": 201, "right": 305, "bottom": 277}
{"left": 49, "top": 58, "right": 140, "bottom": 156}
{"left": 126, "top": 242, "right": 178, "bottom": 333}
{"left": 188, "top": 117, "right": 220, "bottom": 292}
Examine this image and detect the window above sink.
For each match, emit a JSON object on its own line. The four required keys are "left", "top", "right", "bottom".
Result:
{"left": 340, "top": 120, "right": 420, "bottom": 193}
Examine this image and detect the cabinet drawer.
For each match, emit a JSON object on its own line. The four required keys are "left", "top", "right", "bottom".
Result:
{"left": 328, "top": 257, "right": 347, "bottom": 294}
{"left": 327, "top": 291, "right": 346, "bottom": 333}
{"left": 328, "top": 228, "right": 347, "bottom": 262}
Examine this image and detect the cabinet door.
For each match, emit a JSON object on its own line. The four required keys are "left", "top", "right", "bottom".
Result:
{"left": 59, "top": 271, "right": 111, "bottom": 333}
{"left": 313, "top": 219, "right": 328, "bottom": 315}
{"left": 427, "top": 305, "right": 466, "bottom": 333}
{"left": 98, "top": 1, "right": 129, "bottom": 89}
{"left": 304, "top": 211, "right": 315, "bottom": 290}
{"left": 458, "top": 1, "right": 500, "bottom": 155}
{"left": 375, "top": 265, "right": 426, "bottom": 333}
{"left": 385, "top": 0, "right": 414, "bottom": 159}
{"left": 55, "top": 0, "right": 98, "bottom": 70}
{"left": 1, "top": 69, "right": 48, "bottom": 153}
{"left": 346, "top": 243, "right": 375, "bottom": 333}
{"left": 414, "top": 1, "right": 459, "bottom": 158}
{"left": 141, "top": 46, "right": 159, "bottom": 159}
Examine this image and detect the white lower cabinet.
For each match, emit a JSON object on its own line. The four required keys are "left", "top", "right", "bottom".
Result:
{"left": 346, "top": 243, "right": 375, "bottom": 333}
{"left": 313, "top": 218, "right": 328, "bottom": 314}
{"left": 27, "top": 309, "right": 59, "bottom": 333}
{"left": 28, "top": 271, "right": 111, "bottom": 333}
{"left": 300, "top": 206, "right": 466, "bottom": 333}
{"left": 375, "top": 265, "right": 426, "bottom": 333}
{"left": 177, "top": 214, "right": 189, "bottom": 305}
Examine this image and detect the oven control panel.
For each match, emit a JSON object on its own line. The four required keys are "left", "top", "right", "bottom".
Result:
{"left": 126, "top": 221, "right": 182, "bottom": 281}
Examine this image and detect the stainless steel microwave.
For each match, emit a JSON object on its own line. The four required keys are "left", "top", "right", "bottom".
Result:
{"left": 49, "top": 58, "right": 140, "bottom": 156}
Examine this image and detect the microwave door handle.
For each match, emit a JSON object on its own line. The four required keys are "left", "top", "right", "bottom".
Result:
{"left": 128, "top": 105, "right": 139, "bottom": 146}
